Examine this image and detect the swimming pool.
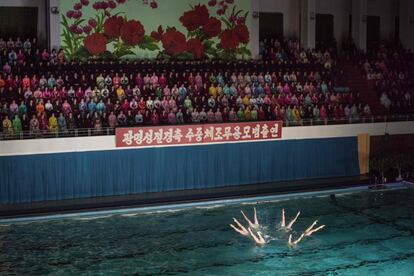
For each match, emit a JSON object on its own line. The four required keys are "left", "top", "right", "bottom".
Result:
{"left": 1, "top": 187, "right": 413, "bottom": 275}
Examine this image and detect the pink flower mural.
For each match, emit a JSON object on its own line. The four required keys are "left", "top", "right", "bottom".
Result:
{"left": 61, "top": 0, "right": 250, "bottom": 60}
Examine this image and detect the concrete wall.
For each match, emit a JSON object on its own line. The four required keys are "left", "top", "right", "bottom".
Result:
{"left": 399, "top": 0, "right": 414, "bottom": 50}
{"left": 251, "top": 0, "right": 300, "bottom": 57}
{"left": 0, "top": 0, "right": 47, "bottom": 45}
{"left": 2, "top": 0, "right": 409, "bottom": 53}
{"left": 367, "top": 0, "right": 399, "bottom": 41}
{"left": 1, "top": 121, "right": 413, "bottom": 157}
{"left": 316, "top": 0, "right": 352, "bottom": 43}
{"left": 255, "top": 0, "right": 301, "bottom": 37}
{"left": 48, "top": 0, "right": 61, "bottom": 50}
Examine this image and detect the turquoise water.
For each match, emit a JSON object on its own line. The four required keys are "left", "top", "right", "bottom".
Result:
{"left": 1, "top": 188, "right": 414, "bottom": 275}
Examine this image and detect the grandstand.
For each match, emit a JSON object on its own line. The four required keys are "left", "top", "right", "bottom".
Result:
{"left": 0, "top": 0, "right": 413, "bottom": 275}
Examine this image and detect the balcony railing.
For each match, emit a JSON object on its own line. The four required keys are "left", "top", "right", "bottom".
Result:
{"left": 1, "top": 114, "right": 413, "bottom": 141}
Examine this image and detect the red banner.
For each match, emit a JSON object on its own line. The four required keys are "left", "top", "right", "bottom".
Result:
{"left": 116, "top": 121, "right": 283, "bottom": 148}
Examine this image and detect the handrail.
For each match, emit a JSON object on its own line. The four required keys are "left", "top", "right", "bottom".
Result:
{"left": 1, "top": 114, "right": 413, "bottom": 141}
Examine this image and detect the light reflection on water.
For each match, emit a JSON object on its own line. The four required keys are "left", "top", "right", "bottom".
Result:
{"left": 0, "top": 189, "right": 413, "bottom": 275}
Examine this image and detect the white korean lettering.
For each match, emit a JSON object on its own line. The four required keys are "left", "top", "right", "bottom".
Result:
{"left": 270, "top": 123, "right": 280, "bottom": 138}
{"left": 252, "top": 124, "right": 261, "bottom": 138}
{"left": 223, "top": 126, "right": 233, "bottom": 140}
{"left": 214, "top": 127, "right": 223, "bottom": 141}
{"left": 242, "top": 126, "right": 252, "bottom": 139}
{"left": 122, "top": 130, "right": 133, "bottom": 145}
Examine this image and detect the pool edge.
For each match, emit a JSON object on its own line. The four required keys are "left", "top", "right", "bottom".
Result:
{"left": 0, "top": 182, "right": 407, "bottom": 224}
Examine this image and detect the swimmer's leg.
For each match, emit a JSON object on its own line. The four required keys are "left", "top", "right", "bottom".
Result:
{"left": 281, "top": 209, "right": 286, "bottom": 228}
{"left": 287, "top": 211, "right": 301, "bottom": 229}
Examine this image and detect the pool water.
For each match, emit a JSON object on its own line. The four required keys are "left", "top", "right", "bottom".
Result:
{"left": 1, "top": 188, "right": 414, "bottom": 275}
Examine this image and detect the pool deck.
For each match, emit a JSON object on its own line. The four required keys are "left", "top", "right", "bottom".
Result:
{"left": 0, "top": 178, "right": 410, "bottom": 224}
{"left": 0, "top": 175, "right": 373, "bottom": 219}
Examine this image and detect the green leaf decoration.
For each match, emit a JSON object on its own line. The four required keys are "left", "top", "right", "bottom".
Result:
{"left": 115, "top": 49, "right": 136, "bottom": 58}
{"left": 95, "top": 13, "right": 105, "bottom": 33}
{"left": 61, "top": 14, "right": 69, "bottom": 29}
{"left": 141, "top": 35, "right": 156, "bottom": 44}
{"left": 139, "top": 43, "right": 160, "bottom": 51}
{"left": 176, "top": 52, "right": 193, "bottom": 60}
{"left": 220, "top": 17, "right": 232, "bottom": 29}
{"left": 113, "top": 12, "right": 125, "bottom": 17}
{"left": 205, "top": 47, "right": 217, "bottom": 57}
{"left": 203, "top": 40, "right": 216, "bottom": 57}
{"left": 237, "top": 46, "right": 251, "bottom": 57}
{"left": 75, "top": 19, "right": 85, "bottom": 25}
{"left": 61, "top": 15, "right": 75, "bottom": 59}
{"left": 74, "top": 46, "right": 91, "bottom": 59}
{"left": 101, "top": 51, "right": 115, "bottom": 59}
{"left": 203, "top": 40, "right": 214, "bottom": 50}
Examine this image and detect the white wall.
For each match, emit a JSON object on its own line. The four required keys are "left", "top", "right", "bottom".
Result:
{"left": 4, "top": 0, "right": 409, "bottom": 53}
{"left": 314, "top": 0, "right": 399, "bottom": 44}
{"left": 367, "top": 0, "right": 399, "bottom": 41}
{"left": 0, "top": 0, "right": 47, "bottom": 44}
{"left": 1, "top": 121, "right": 413, "bottom": 157}
{"left": 250, "top": 0, "right": 260, "bottom": 58}
{"left": 250, "top": 0, "right": 300, "bottom": 57}
{"left": 49, "top": 0, "right": 61, "bottom": 50}
{"left": 399, "top": 0, "right": 414, "bottom": 50}
{"left": 316, "top": 0, "right": 352, "bottom": 43}
{"left": 352, "top": 0, "right": 368, "bottom": 51}
{"left": 256, "top": 0, "right": 301, "bottom": 37}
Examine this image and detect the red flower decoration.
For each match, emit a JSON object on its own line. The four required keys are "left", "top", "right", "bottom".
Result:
{"left": 73, "top": 3, "right": 82, "bottom": 10}
{"left": 234, "top": 24, "right": 249, "bottom": 44}
{"left": 100, "top": 2, "right": 109, "bottom": 9}
{"left": 150, "top": 1, "right": 158, "bottom": 8}
{"left": 88, "top": 19, "right": 97, "bottom": 28}
{"left": 151, "top": 25, "right": 164, "bottom": 41}
{"left": 84, "top": 33, "right": 107, "bottom": 56}
{"left": 116, "top": 0, "right": 126, "bottom": 3}
{"left": 83, "top": 25, "right": 92, "bottom": 34}
{"left": 108, "top": 0, "right": 117, "bottom": 9}
{"left": 69, "top": 24, "right": 78, "bottom": 34}
{"left": 193, "top": 4, "right": 209, "bottom": 26}
{"left": 208, "top": 0, "right": 217, "bottom": 6}
{"left": 225, "top": 0, "right": 234, "bottom": 3}
{"left": 75, "top": 26, "right": 83, "bottom": 35}
{"left": 161, "top": 29, "right": 187, "bottom": 56}
{"left": 187, "top": 38, "right": 204, "bottom": 59}
{"left": 73, "top": 11, "right": 82, "bottom": 19}
{"left": 92, "top": 2, "right": 101, "bottom": 9}
{"left": 202, "top": 17, "right": 221, "bottom": 38}
{"left": 220, "top": 29, "right": 239, "bottom": 50}
{"left": 217, "top": 9, "right": 224, "bottom": 15}
{"left": 236, "top": 16, "right": 245, "bottom": 25}
{"left": 179, "top": 4, "right": 209, "bottom": 32}
{"left": 103, "top": 16, "right": 124, "bottom": 38}
{"left": 179, "top": 11, "right": 200, "bottom": 32}
{"left": 120, "top": 20, "right": 145, "bottom": 45}
{"left": 66, "top": 10, "right": 74, "bottom": 18}
{"left": 80, "top": 0, "right": 89, "bottom": 6}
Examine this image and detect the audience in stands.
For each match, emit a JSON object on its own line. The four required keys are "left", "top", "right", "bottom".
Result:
{"left": 259, "top": 37, "right": 335, "bottom": 71}
{"left": 357, "top": 43, "right": 413, "bottom": 115}
{"left": 0, "top": 36, "right": 370, "bottom": 138}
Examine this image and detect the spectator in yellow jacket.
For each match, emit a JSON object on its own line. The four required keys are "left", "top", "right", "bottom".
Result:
{"left": 48, "top": 113, "right": 58, "bottom": 133}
